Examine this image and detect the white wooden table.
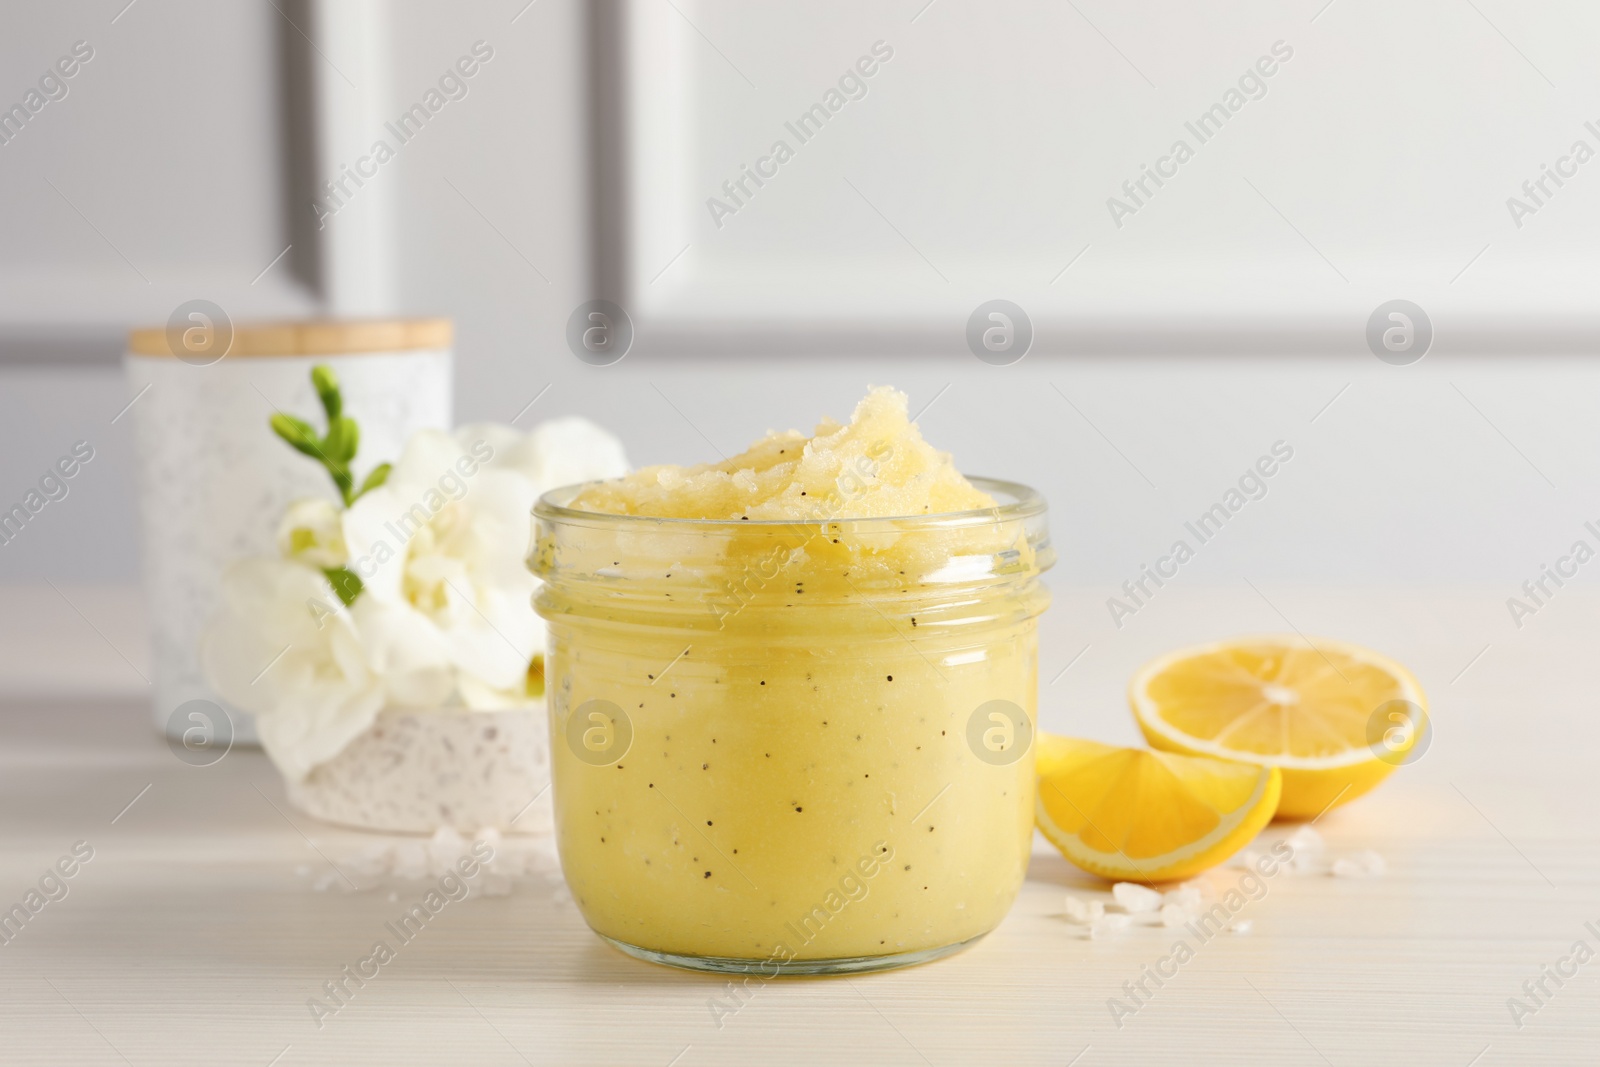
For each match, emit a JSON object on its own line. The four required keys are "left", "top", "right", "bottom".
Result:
{"left": 1, "top": 587, "right": 1595, "bottom": 1065}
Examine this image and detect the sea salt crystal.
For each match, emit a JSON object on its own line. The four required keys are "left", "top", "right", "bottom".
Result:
{"left": 1284, "top": 826, "right": 1324, "bottom": 856}
{"left": 1232, "top": 849, "right": 1261, "bottom": 870}
{"left": 1112, "top": 882, "right": 1162, "bottom": 913}
{"left": 1331, "top": 850, "right": 1387, "bottom": 878}
{"left": 1088, "top": 914, "right": 1132, "bottom": 940}
{"left": 1063, "top": 896, "right": 1105, "bottom": 924}
{"left": 1163, "top": 885, "right": 1204, "bottom": 912}
{"left": 1160, "top": 904, "right": 1191, "bottom": 928}
{"left": 1280, "top": 827, "right": 1326, "bottom": 875}
{"left": 429, "top": 826, "right": 467, "bottom": 870}
{"left": 1229, "top": 920, "right": 1253, "bottom": 935}
{"left": 345, "top": 847, "right": 390, "bottom": 880}
{"left": 490, "top": 844, "right": 536, "bottom": 877}
{"left": 387, "top": 891, "right": 399, "bottom": 903}
{"left": 301, "top": 827, "right": 533, "bottom": 898}
{"left": 392, "top": 842, "right": 429, "bottom": 881}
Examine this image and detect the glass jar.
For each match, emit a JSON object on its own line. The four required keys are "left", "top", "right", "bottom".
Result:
{"left": 530, "top": 478, "right": 1052, "bottom": 975}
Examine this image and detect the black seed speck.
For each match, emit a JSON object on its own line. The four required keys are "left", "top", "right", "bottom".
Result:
{"left": 887, "top": 675, "right": 893, "bottom": 681}
{"left": 702, "top": 763, "right": 708, "bottom": 770}
{"left": 704, "top": 871, "right": 711, "bottom": 878}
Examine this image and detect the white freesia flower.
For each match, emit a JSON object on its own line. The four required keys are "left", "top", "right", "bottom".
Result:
{"left": 276, "top": 497, "right": 348, "bottom": 569}
{"left": 341, "top": 418, "right": 627, "bottom": 710}
{"left": 202, "top": 416, "right": 628, "bottom": 780}
{"left": 348, "top": 594, "right": 455, "bottom": 709}
{"left": 460, "top": 417, "right": 630, "bottom": 494}
{"left": 200, "top": 558, "right": 384, "bottom": 781}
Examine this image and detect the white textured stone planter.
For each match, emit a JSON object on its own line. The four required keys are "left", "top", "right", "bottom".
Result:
{"left": 285, "top": 706, "right": 551, "bottom": 835}
{"left": 124, "top": 319, "right": 453, "bottom": 744}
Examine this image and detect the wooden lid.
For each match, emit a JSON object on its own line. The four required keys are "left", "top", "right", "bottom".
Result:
{"left": 127, "top": 317, "right": 452, "bottom": 357}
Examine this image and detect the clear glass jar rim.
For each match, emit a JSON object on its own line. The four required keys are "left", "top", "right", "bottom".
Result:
{"left": 534, "top": 475, "right": 1047, "bottom": 532}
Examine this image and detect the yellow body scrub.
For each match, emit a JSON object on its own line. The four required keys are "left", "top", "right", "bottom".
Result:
{"left": 531, "top": 388, "right": 1053, "bottom": 974}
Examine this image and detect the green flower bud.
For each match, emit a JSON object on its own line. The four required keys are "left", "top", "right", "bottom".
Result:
{"left": 326, "top": 416, "right": 360, "bottom": 464}
{"left": 311, "top": 365, "right": 342, "bottom": 420}
{"left": 269, "top": 413, "right": 324, "bottom": 459}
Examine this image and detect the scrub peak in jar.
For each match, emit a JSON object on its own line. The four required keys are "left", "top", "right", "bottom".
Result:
{"left": 568, "top": 386, "right": 995, "bottom": 520}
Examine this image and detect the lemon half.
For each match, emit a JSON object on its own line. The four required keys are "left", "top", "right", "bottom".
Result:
{"left": 1129, "top": 635, "right": 1427, "bottom": 819}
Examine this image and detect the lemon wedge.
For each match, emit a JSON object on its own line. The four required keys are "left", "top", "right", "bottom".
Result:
{"left": 1035, "top": 730, "right": 1077, "bottom": 780}
{"left": 1129, "top": 635, "right": 1427, "bottom": 819}
{"left": 1035, "top": 735, "right": 1281, "bottom": 883}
